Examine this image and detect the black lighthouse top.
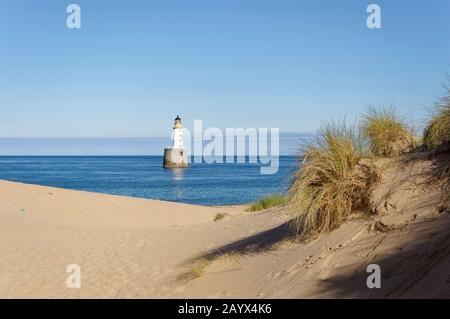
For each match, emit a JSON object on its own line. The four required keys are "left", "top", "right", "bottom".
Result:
{"left": 174, "top": 115, "right": 182, "bottom": 128}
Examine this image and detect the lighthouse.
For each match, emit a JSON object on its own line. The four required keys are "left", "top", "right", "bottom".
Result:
{"left": 163, "top": 115, "right": 188, "bottom": 168}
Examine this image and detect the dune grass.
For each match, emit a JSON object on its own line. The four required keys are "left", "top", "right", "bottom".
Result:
{"left": 423, "top": 83, "right": 450, "bottom": 148}
{"left": 361, "top": 106, "right": 413, "bottom": 157}
{"left": 178, "top": 257, "right": 213, "bottom": 281}
{"left": 288, "top": 121, "right": 378, "bottom": 240}
{"left": 246, "top": 194, "right": 287, "bottom": 212}
{"left": 178, "top": 253, "right": 239, "bottom": 282}
{"left": 213, "top": 212, "right": 229, "bottom": 222}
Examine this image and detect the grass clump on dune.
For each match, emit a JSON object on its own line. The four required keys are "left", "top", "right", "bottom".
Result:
{"left": 246, "top": 194, "right": 287, "bottom": 212}
{"left": 423, "top": 78, "right": 450, "bottom": 202}
{"left": 178, "top": 257, "right": 213, "bottom": 281}
{"left": 179, "top": 253, "right": 240, "bottom": 282}
{"left": 289, "top": 121, "right": 378, "bottom": 240}
{"left": 361, "top": 106, "right": 414, "bottom": 157}
{"left": 424, "top": 83, "right": 450, "bottom": 148}
{"left": 213, "top": 212, "right": 228, "bottom": 222}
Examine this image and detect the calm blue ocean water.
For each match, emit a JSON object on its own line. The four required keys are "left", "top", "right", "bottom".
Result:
{"left": 0, "top": 156, "right": 298, "bottom": 205}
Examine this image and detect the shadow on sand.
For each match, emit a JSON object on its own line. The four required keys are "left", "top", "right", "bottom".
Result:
{"left": 193, "top": 217, "right": 297, "bottom": 263}
{"left": 314, "top": 216, "right": 450, "bottom": 298}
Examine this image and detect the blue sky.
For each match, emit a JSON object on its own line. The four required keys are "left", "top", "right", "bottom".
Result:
{"left": 0, "top": 0, "right": 449, "bottom": 138}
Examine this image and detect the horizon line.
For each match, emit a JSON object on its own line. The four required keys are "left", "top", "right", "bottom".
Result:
{"left": 0, "top": 132, "right": 313, "bottom": 139}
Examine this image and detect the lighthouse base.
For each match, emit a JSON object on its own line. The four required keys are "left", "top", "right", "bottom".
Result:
{"left": 163, "top": 148, "right": 188, "bottom": 168}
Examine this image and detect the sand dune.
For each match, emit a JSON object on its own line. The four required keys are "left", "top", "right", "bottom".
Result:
{"left": 1, "top": 150, "right": 449, "bottom": 298}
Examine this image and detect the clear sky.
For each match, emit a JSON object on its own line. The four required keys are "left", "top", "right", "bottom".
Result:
{"left": 1, "top": 0, "right": 449, "bottom": 138}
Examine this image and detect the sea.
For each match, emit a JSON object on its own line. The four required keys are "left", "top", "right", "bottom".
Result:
{"left": 0, "top": 156, "right": 298, "bottom": 205}
{"left": 0, "top": 136, "right": 308, "bottom": 205}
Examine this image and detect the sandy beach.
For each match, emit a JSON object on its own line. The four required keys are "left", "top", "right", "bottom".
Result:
{"left": 1, "top": 148, "right": 449, "bottom": 298}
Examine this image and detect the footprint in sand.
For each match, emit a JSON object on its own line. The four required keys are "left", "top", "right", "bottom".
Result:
{"left": 264, "top": 270, "right": 275, "bottom": 279}
{"left": 272, "top": 270, "right": 288, "bottom": 279}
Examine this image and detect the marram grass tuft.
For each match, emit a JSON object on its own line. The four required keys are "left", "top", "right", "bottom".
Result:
{"left": 423, "top": 82, "right": 450, "bottom": 148}
{"left": 247, "top": 194, "right": 287, "bottom": 212}
{"left": 361, "top": 106, "right": 414, "bottom": 157}
{"left": 288, "top": 121, "right": 379, "bottom": 241}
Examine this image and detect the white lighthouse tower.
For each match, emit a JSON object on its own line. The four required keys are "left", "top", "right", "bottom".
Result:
{"left": 172, "top": 115, "right": 184, "bottom": 149}
{"left": 163, "top": 115, "right": 188, "bottom": 168}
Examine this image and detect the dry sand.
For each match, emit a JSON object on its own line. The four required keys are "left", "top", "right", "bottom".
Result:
{"left": 1, "top": 150, "right": 449, "bottom": 298}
